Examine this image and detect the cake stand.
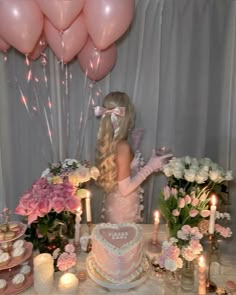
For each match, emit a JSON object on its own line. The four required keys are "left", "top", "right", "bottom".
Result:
{"left": 86, "top": 254, "right": 150, "bottom": 291}
{"left": 0, "top": 222, "right": 33, "bottom": 295}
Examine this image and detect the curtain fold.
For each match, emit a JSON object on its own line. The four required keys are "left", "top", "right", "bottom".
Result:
{"left": 0, "top": 0, "right": 235, "bottom": 231}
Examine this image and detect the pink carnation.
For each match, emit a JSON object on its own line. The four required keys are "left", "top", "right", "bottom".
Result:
{"left": 57, "top": 252, "right": 76, "bottom": 272}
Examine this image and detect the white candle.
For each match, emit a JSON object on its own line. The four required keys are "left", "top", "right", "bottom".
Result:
{"left": 208, "top": 195, "right": 217, "bottom": 234}
{"left": 74, "top": 206, "right": 82, "bottom": 243}
{"left": 33, "top": 253, "right": 54, "bottom": 295}
{"left": 152, "top": 210, "right": 160, "bottom": 245}
{"left": 198, "top": 255, "right": 206, "bottom": 295}
{"left": 58, "top": 273, "right": 79, "bottom": 295}
{"left": 85, "top": 191, "right": 92, "bottom": 222}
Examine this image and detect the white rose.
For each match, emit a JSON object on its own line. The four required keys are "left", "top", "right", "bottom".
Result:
{"left": 199, "top": 157, "right": 213, "bottom": 166}
{"left": 209, "top": 170, "right": 223, "bottom": 182}
{"left": 184, "top": 156, "right": 192, "bottom": 165}
{"left": 173, "top": 168, "right": 184, "bottom": 179}
{"left": 184, "top": 169, "right": 196, "bottom": 182}
{"left": 195, "top": 170, "right": 208, "bottom": 184}
{"left": 225, "top": 170, "right": 233, "bottom": 181}
{"left": 41, "top": 168, "right": 50, "bottom": 177}
{"left": 163, "top": 165, "right": 173, "bottom": 177}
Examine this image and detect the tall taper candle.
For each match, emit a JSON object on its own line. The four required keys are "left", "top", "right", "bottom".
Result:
{"left": 85, "top": 191, "right": 92, "bottom": 222}
{"left": 74, "top": 206, "right": 82, "bottom": 243}
{"left": 198, "top": 255, "right": 206, "bottom": 295}
{"left": 208, "top": 195, "right": 217, "bottom": 234}
{"left": 152, "top": 210, "right": 160, "bottom": 245}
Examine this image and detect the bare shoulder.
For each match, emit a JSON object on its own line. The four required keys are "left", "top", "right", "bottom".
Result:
{"left": 116, "top": 140, "right": 132, "bottom": 180}
{"left": 116, "top": 140, "right": 131, "bottom": 155}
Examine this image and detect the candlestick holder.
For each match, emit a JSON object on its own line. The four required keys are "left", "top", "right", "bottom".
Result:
{"left": 86, "top": 222, "right": 92, "bottom": 253}
{"left": 206, "top": 234, "right": 217, "bottom": 293}
{"left": 145, "top": 235, "right": 161, "bottom": 253}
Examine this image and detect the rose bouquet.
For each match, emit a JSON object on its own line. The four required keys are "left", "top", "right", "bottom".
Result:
{"left": 15, "top": 158, "right": 99, "bottom": 251}
{"left": 159, "top": 156, "right": 233, "bottom": 238}
{"left": 53, "top": 243, "right": 77, "bottom": 272}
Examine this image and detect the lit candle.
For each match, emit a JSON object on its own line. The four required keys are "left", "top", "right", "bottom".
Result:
{"left": 198, "top": 255, "right": 206, "bottom": 295}
{"left": 208, "top": 195, "right": 217, "bottom": 234}
{"left": 58, "top": 273, "right": 79, "bottom": 295}
{"left": 74, "top": 206, "right": 82, "bottom": 243}
{"left": 85, "top": 191, "right": 92, "bottom": 223}
{"left": 152, "top": 210, "right": 160, "bottom": 245}
{"left": 33, "top": 253, "right": 54, "bottom": 295}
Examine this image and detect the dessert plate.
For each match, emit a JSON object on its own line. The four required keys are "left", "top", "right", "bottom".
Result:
{"left": 86, "top": 254, "right": 150, "bottom": 290}
{"left": 0, "top": 222, "right": 27, "bottom": 243}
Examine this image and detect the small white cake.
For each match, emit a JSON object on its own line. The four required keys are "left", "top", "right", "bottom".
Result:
{"left": 1, "top": 241, "right": 12, "bottom": 252}
{"left": 12, "top": 247, "right": 25, "bottom": 260}
{"left": 0, "top": 279, "right": 7, "bottom": 291}
{"left": 0, "top": 252, "right": 10, "bottom": 267}
{"left": 20, "top": 264, "right": 31, "bottom": 276}
{"left": 12, "top": 273, "right": 25, "bottom": 288}
{"left": 13, "top": 239, "right": 25, "bottom": 249}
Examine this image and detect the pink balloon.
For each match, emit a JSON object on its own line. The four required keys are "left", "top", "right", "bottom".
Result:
{"left": 36, "top": 0, "right": 85, "bottom": 31}
{"left": 29, "top": 34, "right": 47, "bottom": 61}
{"left": 0, "top": 37, "right": 10, "bottom": 52}
{"left": 77, "top": 38, "right": 117, "bottom": 81}
{"left": 0, "top": 0, "right": 44, "bottom": 54}
{"left": 84, "top": 0, "right": 134, "bottom": 50}
{"left": 44, "top": 15, "right": 88, "bottom": 63}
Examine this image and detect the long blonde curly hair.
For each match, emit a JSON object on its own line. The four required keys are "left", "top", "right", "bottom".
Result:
{"left": 95, "top": 92, "right": 135, "bottom": 193}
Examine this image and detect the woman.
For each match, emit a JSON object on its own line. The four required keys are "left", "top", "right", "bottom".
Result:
{"left": 95, "top": 91, "right": 172, "bottom": 223}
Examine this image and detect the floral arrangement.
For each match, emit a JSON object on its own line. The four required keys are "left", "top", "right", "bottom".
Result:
{"left": 53, "top": 243, "right": 76, "bottom": 272}
{"left": 15, "top": 158, "right": 99, "bottom": 251}
{"left": 158, "top": 225, "right": 203, "bottom": 271}
{"left": 159, "top": 156, "right": 233, "bottom": 238}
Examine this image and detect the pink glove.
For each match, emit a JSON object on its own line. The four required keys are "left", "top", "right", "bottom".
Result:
{"left": 118, "top": 151, "right": 173, "bottom": 197}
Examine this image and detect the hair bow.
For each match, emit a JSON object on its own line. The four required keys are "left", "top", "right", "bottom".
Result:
{"left": 94, "top": 106, "right": 126, "bottom": 117}
{"left": 94, "top": 106, "right": 126, "bottom": 138}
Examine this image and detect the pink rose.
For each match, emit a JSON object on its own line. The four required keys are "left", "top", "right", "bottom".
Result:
{"left": 65, "top": 243, "right": 75, "bottom": 253}
{"left": 65, "top": 197, "right": 81, "bottom": 212}
{"left": 38, "top": 198, "right": 52, "bottom": 215}
{"left": 51, "top": 197, "right": 65, "bottom": 213}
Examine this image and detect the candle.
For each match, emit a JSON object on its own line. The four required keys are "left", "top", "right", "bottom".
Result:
{"left": 85, "top": 191, "right": 92, "bottom": 222}
{"left": 33, "top": 253, "right": 54, "bottom": 295}
{"left": 198, "top": 255, "right": 206, "bottom": 295}
{"left": 58, "top": 273, "right": 79, "bottom": 295}
{"left": 74, "top": 206, "right": 82, "bottom": 243}
{"left": 208, "top": 195, "right": 217, "bottom": 234}
{"left": 152, "top": 210, "right": 160, "bottom": 245}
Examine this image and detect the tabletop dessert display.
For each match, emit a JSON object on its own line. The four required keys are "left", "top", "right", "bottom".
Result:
{"left": 0, "top": 209, "right": 33, "bottom": 295}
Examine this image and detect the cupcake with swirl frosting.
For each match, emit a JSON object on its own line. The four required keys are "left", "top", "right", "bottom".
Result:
{"left": 11, "top": 247, "right": 25, "bottom": 261}
{"left": 0, "top": 252, "right": 10, "bottom": 267}
{"left": 12, "top": 273, "right": 25, "bottom": 288}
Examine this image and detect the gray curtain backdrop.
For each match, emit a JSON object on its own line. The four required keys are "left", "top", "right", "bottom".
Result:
{"left": 0, "top": 0, "right": 235, "bottom": 242}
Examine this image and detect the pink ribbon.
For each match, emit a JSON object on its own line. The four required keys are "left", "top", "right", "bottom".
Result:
{"left": 94, "top": 106, "right": 125, "bottom": 117}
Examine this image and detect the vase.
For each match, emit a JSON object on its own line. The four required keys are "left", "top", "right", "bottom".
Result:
{"left": 164, "top": 271, "right": 180, "bottom": 295}
{"left": 181, "top": 259, "right": 195, "bottom": 292}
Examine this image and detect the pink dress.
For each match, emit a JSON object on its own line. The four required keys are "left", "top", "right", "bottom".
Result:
{"left": 102, "top": 151, "right": 144, "bottom": 224}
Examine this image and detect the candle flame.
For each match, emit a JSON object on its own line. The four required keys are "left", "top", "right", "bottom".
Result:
{"left": 199, "top": 255, "right": 205, "bottom": 267}
{"left": 211, "top": 194, "right": 217, "bottom": 206}
{"left": 154, "top": 210, "right": 160, "bottom": 222}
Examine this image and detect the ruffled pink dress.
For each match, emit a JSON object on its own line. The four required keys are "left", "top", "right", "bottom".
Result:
{"left": 102, "top": 151, "right": 144, "bottom": 224}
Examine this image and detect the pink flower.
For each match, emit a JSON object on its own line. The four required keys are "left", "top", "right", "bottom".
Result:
{"left": 51, "top": 197, "right": 65, "bottom": 213}
{"left": 191, "top": 198, "right": 199, "bottom": 206}
{"left": 57, "top": 252, "right": 76, "bottom": 272}
{"left": 184, "top": 195, "right": 191, "bottom": 204}
{"left": 200, "top": 192, "right": 207, "bottom": 202}
{"left": 172, "top": 209, "right": 180, "bottom": 216}
{"left": 65, "top": 243, "right": 75, "bottom": 253}
{"left": 38, "top": 198, "right": 52, "bottom": 215}
{"left": 65, "top": 197, "right": 81, "bottom": 212}
{"left": 178, "top": 198, "right": 185, "bottom": 208}
{"left": 200, "top": 210, "right": 210, "bottom": 218}
{"left": 163, "top": 186, "right": 171, "bottom": 200}
{"left": 171, "top": 188, "right": 177, "bottom": 196}
{"left": 189, "top": 209, "right": 199, "bottom": 217}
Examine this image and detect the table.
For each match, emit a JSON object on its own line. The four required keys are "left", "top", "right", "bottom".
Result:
{"left": 21, "top": 224, "right": 236, "bottom": 295}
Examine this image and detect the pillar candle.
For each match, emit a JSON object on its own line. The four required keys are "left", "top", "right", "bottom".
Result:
{"left": 198, "top": 255, "right": 206, "bottom": 295}
{"left": 33, "top": 253, "right": 54, "bottom": 295}
{"left": 85, "top": 191, "right": 92, "bottom": 222}
{"left": 74, "top": 206, "right": 82, "bottom": 243}
{"left": 208, "top": 195, "right": 217, "bottom": 234}
{"left": 58, "top": 273, "right": 79, "bottom": 295}
{"left": 152, "top": 210, "right": 160, "bottom": 245}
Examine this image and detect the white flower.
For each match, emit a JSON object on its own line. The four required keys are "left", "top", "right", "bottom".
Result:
{"left": 225, "top": 170, "right": 233, "bottom": 181}
{"left": 173, "top": 168, "right": 184, "bottom": 179}
{"left": 165, "top": 258, "right": 178, "bottom": 272}
{"left": 195, "top": 170, "right": 208, "bottom": 184}
{"left": 184, "top": 169, "right": 196, "bottom": 182}
{"left": 184, "top": 156, "right": 192, "bottom": 165}
{"left": 41, "top": 168, "right": 50, "bottom": 177}
{"left": 209, "top": 170, "right": 223, "bottom": 183}
{"left": 163, "top": 165, "right": 173, "bottom": 177}
{"left": 199, "top": 157, "right": 213, "bottom": 166}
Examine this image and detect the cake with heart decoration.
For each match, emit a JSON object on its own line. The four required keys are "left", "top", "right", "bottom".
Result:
{"left": 89, "top": 223, "right": 144, "bottom": 283}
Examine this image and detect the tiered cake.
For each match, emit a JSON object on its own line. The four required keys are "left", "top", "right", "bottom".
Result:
{"left": 0, "top": 222, "right": 33, "bottom": 295}
{"left": 87, "top": 223, "right": 146, "bottom": 284}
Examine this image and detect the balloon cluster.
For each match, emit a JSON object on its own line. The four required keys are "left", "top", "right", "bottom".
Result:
{"left": 0, "top": 0, "right": 134, "bottom": 81}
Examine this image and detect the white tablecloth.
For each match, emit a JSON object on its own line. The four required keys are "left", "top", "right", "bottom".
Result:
{"left": 21, "top": 224, "right": 236, "bottom": 295}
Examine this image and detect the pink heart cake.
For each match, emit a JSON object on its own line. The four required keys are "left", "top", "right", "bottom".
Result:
{"left": 90, "top": 223, "right": 144, "bottom": 283}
